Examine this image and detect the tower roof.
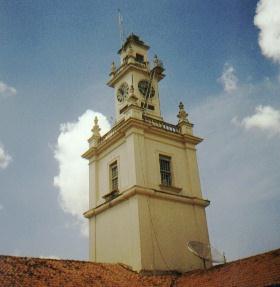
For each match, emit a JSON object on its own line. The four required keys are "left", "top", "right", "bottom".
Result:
{"left": 118, "top": 33, "right": 150, "bottom": 54}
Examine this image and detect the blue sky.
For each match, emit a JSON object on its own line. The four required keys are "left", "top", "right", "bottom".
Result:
{"left": 0, "top": 0, "right": 279, "bottom": 261}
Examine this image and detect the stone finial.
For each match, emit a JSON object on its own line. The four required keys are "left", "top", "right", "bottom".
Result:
{"left": 127, "top": 75, "right": 137, "bottom": 105}
{"left": 153, "top": 54, "right": 163, "bottom": 68}
{"left": 89, "top": 116, "right": 101, "bottom": 148}
{"left": 91, "top": 116, "right": 101, "bottom": 137}
{"left": 177, "top": 102, "right": 189, "bottom": 123}
{"left": 128, "top": 44, "right": 134, "bottom": 55}
{"left": 110, "top": 61, "right": 116, "bottom": 74}
{"left": 129, "top": 83, "right": 134, "bottom": 95}
{"left": 129, "top": 74, "right": 135, "bottom": 94}
{"left": 153, "top": 54, "right": 159, "bottom": 65}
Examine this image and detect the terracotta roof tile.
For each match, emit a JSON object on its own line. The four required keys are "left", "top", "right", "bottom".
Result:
{"left": 177, "top": 249, "right": 280, "bottom": 287}
{"left": 0, "top": 249, "right": 279, "bottom": 287}
{"left": 0, "top": 256, "right": 174, "bottom": 287}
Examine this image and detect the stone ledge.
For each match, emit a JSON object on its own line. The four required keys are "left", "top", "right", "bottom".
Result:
{"left": 159, "top": 184, "right": 182, "bottom": 193}
{"left": 83, "top": 185, "right": 210, "bottom": 218}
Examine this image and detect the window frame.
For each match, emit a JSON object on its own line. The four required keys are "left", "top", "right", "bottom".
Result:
{"left": 159, "top": 154, "right": 172, "bottom": 187}
{"left": 109, "top": 161, "right": 119, "bottom": 192}
{"left": 135, "top": 53, "right": 144, "bottom": 63}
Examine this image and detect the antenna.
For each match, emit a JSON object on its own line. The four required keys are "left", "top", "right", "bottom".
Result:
{"left": 118, "top": 9, "right": 125, "bottom": 46}
{"left": 187, "top": 241, "right": 226, "bottom": 269}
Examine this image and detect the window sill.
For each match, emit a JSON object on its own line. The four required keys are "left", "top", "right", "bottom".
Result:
{"left": 159, "top": 184, "right": 182, "bottom": 193}
{"left": 102, "top": 189, "right": 119, "bottom": 201}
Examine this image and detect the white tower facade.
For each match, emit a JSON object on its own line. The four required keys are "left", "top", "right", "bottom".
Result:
{"left": 83, "top": 34, "right": 210, "bottom": 273}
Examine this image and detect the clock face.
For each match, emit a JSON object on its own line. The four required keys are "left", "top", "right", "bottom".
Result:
{"left": 117, "top": 82, "right": 129, "bottom": 103}
{"left": 138, "top": 80, "right": 155, "bottom": 98}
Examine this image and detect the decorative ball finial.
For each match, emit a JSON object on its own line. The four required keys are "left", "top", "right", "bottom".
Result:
{"left": 177, "top": 102, "right": 189, "bottom": 123}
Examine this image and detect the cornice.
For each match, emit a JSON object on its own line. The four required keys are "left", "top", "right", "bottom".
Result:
{"left": 82, "top": 147, "right": 97, "bottom": 160}
{"left": 83, "top": 185, "right": 210, "bottom": 218}
{"left": 183, "top": 134, "right": 203, "bottom": 145}
{"left": 107, "top": 63, "right": 149, "bottom": 87}
{"left": 118, "top": 34, "right": 150, "bottom": 54}
{"left": 82, "top": 117, "right": 203, "bottom": 160}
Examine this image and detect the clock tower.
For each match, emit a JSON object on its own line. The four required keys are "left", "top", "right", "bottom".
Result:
{"left": 83, "top": 34, "right": 211, "bottom": 273}
{"left": 108, "top": 34, "right": 164, "bottom": 122}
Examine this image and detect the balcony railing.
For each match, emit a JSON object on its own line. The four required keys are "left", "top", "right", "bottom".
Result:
{"left": 98, "top": 116, "right": 180, "bottom": 146}
{"left": 98, "top": 120, "right": 124, "bottom": 145}
{"left": 113, "top": 61, "right": 148, "bottom": 77}
{"left": 142, "top": 115, "right": 180, "bottom": 134}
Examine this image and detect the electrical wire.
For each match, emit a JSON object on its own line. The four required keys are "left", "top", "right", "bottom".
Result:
{"left": 147, "top": 197, "right": 171, "bottom": 271}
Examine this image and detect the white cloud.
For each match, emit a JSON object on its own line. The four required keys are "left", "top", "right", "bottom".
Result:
{"left": 0, "top": 81, "right": 17, "bottom": 98}
{"left": 240, "top": 105, "right": 280, "bottom": 135}
{"left": 218, "top": 64, "right": 238, "bottom": 93}
{"left": 0, "top": 144, "right": 12, "bottom": 169}
{"left": 53, "top": 110, "right": 110, "bottom": 236}
{"left": 254, "top": 0, "right": 280, "bottom": 63}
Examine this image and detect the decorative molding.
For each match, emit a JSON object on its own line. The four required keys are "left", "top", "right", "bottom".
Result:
{"left": 107, "top": 63, "right": 149, "bottom": 87}
{"left": 159, "top": 184, "right": 182, "bottom": 193}
{"left": 82, "top": 117, "right": 203, "bottom": 160}
{"left": 83, "top": 185, "right": 210, "bottom": 218}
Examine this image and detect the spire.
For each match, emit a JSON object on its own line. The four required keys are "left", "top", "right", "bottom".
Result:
{"left": 127, "top": 74, "right": 138, "bottom": 105}
{"left": 129, "top": 82, "right": 134, "bottom": 95}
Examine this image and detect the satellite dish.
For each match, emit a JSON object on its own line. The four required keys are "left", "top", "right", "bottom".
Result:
{"left": 187, "top": 241, "right": 226, "bottom": 269}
